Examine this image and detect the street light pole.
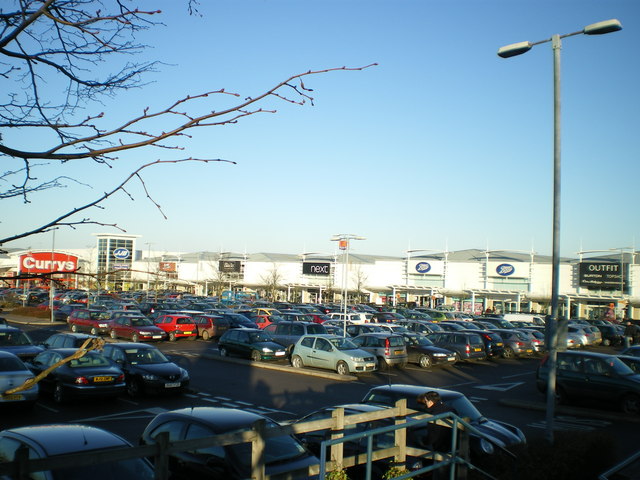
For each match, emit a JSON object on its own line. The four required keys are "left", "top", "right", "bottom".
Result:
{"left": 331, "top": 234, "right": 366, "bottom": 336}
{"left": 498, "top": 18, "right": 622, "bottom": 444}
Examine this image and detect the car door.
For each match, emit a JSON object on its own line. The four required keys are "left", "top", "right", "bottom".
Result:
{"left": 580, "top": 357, "right": 627, "bottom": 401}
{"left": 310, "top": 337, "right": 335, "bottom": 370}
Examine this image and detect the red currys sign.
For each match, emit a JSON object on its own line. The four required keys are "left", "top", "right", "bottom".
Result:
{"left": 19, "top": 252, "right": 79, "bottom": 274}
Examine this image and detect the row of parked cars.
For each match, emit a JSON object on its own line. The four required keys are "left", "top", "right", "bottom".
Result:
{"left": 0, "top": 325, "right": 190, "bottom": 407}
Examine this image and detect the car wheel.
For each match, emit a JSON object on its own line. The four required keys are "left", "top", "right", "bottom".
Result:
{"left": 89, "top": 327, "right": 98, "bottom": 335}
{"left": 109, "top": 330, "right": 117, "bottom": 339}
{"left": 127, "top": 378, "right": 143, "bottom": 398}
{"left": 53, "top": 383, "right": 66, "bottom": 404}
{"left": 621, "top": 394, "right": 640, "bottom": 415}
{"left": 168, "top": 332, "right": 177, "bottom": 342}
{"left": 131, "top": 333, "right": 139, "bottom": 343}
{"left": 602, "top": 339, "right": 611, "bottom": 347}
{"left": 219, "top": 347, "right": 228, "bottom": 357}
{"left": 418, "top": 355, "right": 432, "bottom": 369}
{"left": 291, "top": 355, "right": 304, "bottom": 368}
{"left": 202, "top": 330, "right": 210, "bottom": 341}
{"left": 453, "top": 352, "right": 461, "bottom": 363}
{"left": 251, "top": 350, "right": 262, "bottom": 362}
{"left": 502, "top": 347, "right": 515, "bottom": 359}
{"left": 336, "top": 361, "right": 349, "bottom": 376}
{"left": 70, "top": 324, "right": 78, "bottom": 333}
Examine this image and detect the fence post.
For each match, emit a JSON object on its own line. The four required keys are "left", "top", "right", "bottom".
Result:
{"left": 154, "top": 431, "right": 170, "bottom": 480}
{"left": 394, "top": 398, "right": 407, "bottom": 466}
{"left": 456, "top": 421, "right": 470, "bottom": 480}
{"left": 251, "top": 419, "right": 267, "bottom": 480}
{"left": 330, "top": 407, "right": 345, "bottom": 472}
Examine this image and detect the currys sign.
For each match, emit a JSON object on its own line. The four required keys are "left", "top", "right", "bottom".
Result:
{"left": 113, "top": 247, "right": 130, "bottom": 259}
{"left": 415, "top": 262, "right": 432, "bottom": 274}
{"left": 496, "top": 263, "right": 515, "bottom": 276}
{"left": 20, "top": 252, "right": 79, "bottom": 273}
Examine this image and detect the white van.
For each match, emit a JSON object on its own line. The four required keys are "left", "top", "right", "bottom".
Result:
{"left": 503, "top": 313, "right": 545, "bottom": 326}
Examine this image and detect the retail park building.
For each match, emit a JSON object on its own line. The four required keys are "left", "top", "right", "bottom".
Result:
{"left": 2, "top": 233, "right": 638, "bottom": 320}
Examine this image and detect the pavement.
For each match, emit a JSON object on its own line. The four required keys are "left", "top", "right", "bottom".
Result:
{"left": 3, "top": 310, "right": 638, "bottom": 423}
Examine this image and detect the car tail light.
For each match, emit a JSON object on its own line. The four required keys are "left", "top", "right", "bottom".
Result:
{"left": 516, "top": 341, "right": 524, "bottom": 347}
{"left": 385, "top": 338, "right": 390, "bottom": 356}
{"left": 74, "top": 376, "right": 89, "bottom": 385}
{"left": 465, "top": 344, "right": 470, "bottom": 354}
{"left": 117, "top": 374, "right": 125, "bottom": 382}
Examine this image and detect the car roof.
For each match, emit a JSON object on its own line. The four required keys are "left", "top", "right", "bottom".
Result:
{"left": 154, "top": 407, "right": 268, "bottom": 433}
{"left": 365, "top": 384, "right": 464, "bottom": 402}
{"left": 2, "top": 425, "right": 129, "bottom": 456}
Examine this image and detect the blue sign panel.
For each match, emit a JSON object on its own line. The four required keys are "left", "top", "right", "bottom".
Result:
{"left": 496, "top": 263, "right": 515, "bottom": 276}
{"left": 415, "top": 262, "right": 432, "bottom": 274}
{"left": 113, "top": 247, "right": 130, "bottom": 259}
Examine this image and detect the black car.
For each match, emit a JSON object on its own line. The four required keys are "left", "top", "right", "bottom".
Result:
{"left": 471, "top": 330, "right": 505, "bottom": 359}
{"left": 140, "top": 407, "right": 318, "bottom": 480}
{"left": 598, "top": 324, "right": 625, "bottom": 347}
{"left": 52, "top": 303, "right": 85, "bottom": 322}
{"left": 101, "top": 342, "right": 190, "bottom": 397}
{"left": 0, "top": 424, "right": 154, "bottom": 479}
{"left": 0, "top": 325, "right": 45, "bottom": 361}
{"left": 263, "top": 321, "right": 327, "bottom": 353}
{"left": 217, "top": 328, "right": 287, "bottom": 361}
{"left": 400, "top": 332, "right": 457, "bottom": 368}
{"left": 361, "top": 384, "right": 526, "bottom": 457}
{"left": 26, "top": 348, "right": 125, "bottom": 403}
{"left": 536, "top": 350, "right": 640, "bottom": 414}
{"left": 428, "top": 331, "right": 486, "bottom": 362}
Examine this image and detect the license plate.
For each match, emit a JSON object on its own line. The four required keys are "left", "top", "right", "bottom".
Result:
{"left": 275, "top": 351, "right": 285, "bottom": 356}
{"left": 497, "top": 342, "right": 503, "bottom": 346}
{"left": 525, "top": 349, "right": 533, "bottom": 353}
{"left": 1, "top": 394, "right": 24, "bottom": 401}
{"left": 394, "top": 350, "right": 403, "bottom": 355}
{"left": 447, "top": 357, "right": 456, "bottom": 362}
{"left": 93, "top": 376, "right": 113, "bottom": 382}
{"left": 474, "top": 348, "right": 482, "bottom": 352}
{"left": 164, "top": 382, "right": 180, "bottom": 388}
{"left": 183, "top": 331, "right": 192, "bottom": 335}
{"left": 366, "top": 364, "right": 375, "bottom": 368}
{"left": 152, "top": 335, "right": 163, "bottom": 339}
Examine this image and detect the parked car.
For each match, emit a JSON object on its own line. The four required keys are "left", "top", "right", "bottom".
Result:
{"left": 192, "top": 314, "right": 230, "bottom": 340}
{"left": 26, "top": 348, "right": 125, "bottom": 403}
{"left": 0, "top": 350, "right": 39, "bottom": 408}
{"left": 101, "top": 342, "right": 190, "bottom": 397}
{"left": 0, "top": 424, "right": 155, "bottom": 479}
{"left": 514, "top": 328, "right": 545, "bottom": 354}
{"left": 0, "top": 325, "right": 45, "bottom": 361}
{"left": 153, "top": 314, "right": 198, "bottom": 341}
{"left": 351, "top": 332, "right": 408, "bottom": 368}
{"left": 400, "top": 332, "right": 457, "bottom": 368}
{"left": 567, "top": 325, "right": 598, "bottom": 348}
{"left": 597, "top": 324, "right": 625, "bottom": 347}
{"left": 109, "top": 315, "right": 167, "bottom": 342}
{"left": 326, "top": 312, "right": 372, "bottom": 325}
{"left": 218, "top": 328, "right": 288, "bottom": 362}
{"left": 489, "top": 329, "right": 535, "bottom": 358}
{"left": 361, "top": 384, "right": 527, "bottom": 457}
{"left": 536, "top": 350, "right": 640, "bottom": 414}
{"left": 428, "top": 331, "right": 486, "bottom": 362}
{"left": 263, "top": 321, "right": 327, "bottom": 354}
{"left": 67, "top": 308, "right": 112, "bottom": 335}
{"left": 620, "top": 345, "right": 640, "bottom": 357}
{"left": 437, "top": 322, "right": 466, "bottom": 332}
{"left": 52, "top": 303, "right": 85, "bottom": 322}
{"left": 140, "top": 407, "right": 318, "bottom": 480}
{"left": 395, "top": 319, "right": 437, "bottom": 335}
{"left": 216, "top": 312, "right": 259, "bottom": 329}
{"left": 290, "top": 334, "right": 377, "bottom": 375}
{"left": 371, "top": 312, "right": 402, "bottom": 323}
{"left": 345, "top": 323, "right": 385, "bottom": 337}
{"left": 41, "top": 332, "right": 99, "bottom": 349}
{"left": 472, "top": 330, "right": 505, "bottom": 358}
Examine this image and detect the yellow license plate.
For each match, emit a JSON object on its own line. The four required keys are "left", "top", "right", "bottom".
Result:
{"left": 93, "top": 376, "right": 113, "bottom": 382}
{"left": 474, "top": 348, "right": 482, "bottom": 352}
{"left": 394, "top": 350, "right": 404, "bottom": 355}
{"left": 2, "top": 394, "right": 24, "bottom": 401}
{"left": 497, "top": 343, "right": 503, "bottom": 346}
{"left": 183, "top": 331, "right": 192, "bottom": 335}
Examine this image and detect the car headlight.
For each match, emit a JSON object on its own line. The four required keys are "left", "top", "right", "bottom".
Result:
{"left": 141, "top": 374, "right": 159, "bottom": 381}
{"left": 262, "top": 347, "right": 273, "bottom": 353}
{"left": 350, "top": 357, "right": 364, "bottom": 362}
{"left": 139, "top": 331, "right": 153, "bottom": 335}
{"left": 432, "top": 353, "right": 447, "bottom": 357}
{"left": 479, "top": 438, "right": 495, "bottom": 454}
{"left": 98, "top": 323, "right": 108, "bottom": 328}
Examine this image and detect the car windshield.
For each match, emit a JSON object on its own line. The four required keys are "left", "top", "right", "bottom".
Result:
{"left": 0, "top": 331, "right": 33, "bottom": 346}
{"left": 307, "top": 324, "right": 326, "bottom": 334}
{"left": 329, "top": 337, "right": 359, "bottom": 350}
{"left": 0, "top": 356, "right": 28, "bottom": 371}
{"left": 229, "top": 420, "right": 308, "bottom": 466}
{"left": 248, "top": 332, "right": 272, "bottom": 343}
{"left": 69, "top": 354, "right": 110, "bottom": 368}
{"left": 411, "top": 336, "right": 435, "bottom": 347}
{"left": 124, "top": 348, "right": 168, "bottom": 364}
{"left": 609, "top": 356, "right": 637, "bottom": 376}
{"left": 131, "top": 318, "right": 153, "bottom": 326}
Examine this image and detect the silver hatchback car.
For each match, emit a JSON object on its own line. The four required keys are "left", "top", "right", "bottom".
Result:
{"left": 351, "top": 332, "right": 409, "bottom": 367}
{"left": 490, "top": 329, "right": 536, "bottom": 358}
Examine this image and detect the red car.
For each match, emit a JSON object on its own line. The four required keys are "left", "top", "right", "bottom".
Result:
{"left": 153, "top": 314, "right": 198, "bottom": 341}
{"left": 67, "top": 309, "right": 112, "bottom": 335}
{"left": 108, "top": 315, "right": 167, "bottom": 342}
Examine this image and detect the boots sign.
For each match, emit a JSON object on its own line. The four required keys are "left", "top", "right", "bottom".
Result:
{"left": 19, "top": 252, "right": 79, "bottom": 273}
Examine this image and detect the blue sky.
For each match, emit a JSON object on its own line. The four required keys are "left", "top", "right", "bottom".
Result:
{"left": 4, "top": 0, "right": 639, "bottom": 259}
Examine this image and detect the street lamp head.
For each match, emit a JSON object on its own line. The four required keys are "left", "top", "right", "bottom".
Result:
{"left": 497, "top": 41, "right": 532, "bottom": 58}
{"left": 583, "top": 19, "right": 622, "bottom": 35}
